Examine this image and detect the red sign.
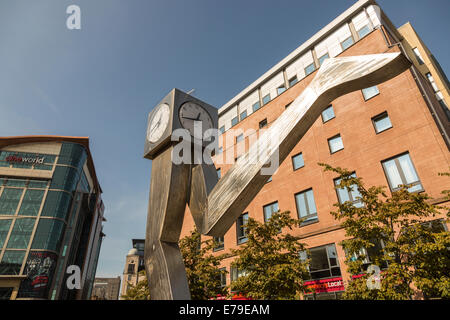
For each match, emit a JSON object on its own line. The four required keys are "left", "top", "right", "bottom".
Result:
{"left": 304, "top": 277, "right": 345, "bottom": 294}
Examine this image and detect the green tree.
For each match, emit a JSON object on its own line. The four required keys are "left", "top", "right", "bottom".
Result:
{"left": 319, "top": 163, "right": 450, "bottom": 300}
{"left": 121, "top": 270, "right": 150, "bottom": 300}
{"left": 180, "top": 229, "right": 229, "bottom": 300}
{"left": 229, "top": 211, "right": 310, "bottom": 300}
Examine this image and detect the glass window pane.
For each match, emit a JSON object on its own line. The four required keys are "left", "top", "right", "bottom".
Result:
{"left": 319, "top": 53, "right": 329, "bottom": 66}
{"left": 383, "top": 159, "right": 403, "bottom": 189}
{"left": 6, "top": 179, "right": 27, "bottom": 187}
{"left": 252, "top": 101, "right": 260, "bottom": 112}
{"left": 296, "top": 194, "right": 307, "bottom": 218}
{"left": 18, "top": 190, "right": 45, "bottom": 216}
{"left": 50, "top": 166, "right": 80, "bottom": 192}
{"left": 374, "top": 114, "right": 392, "bottom": 133}
{"left": 305, "top": 63, "right": 316, "bottom": 76}
{"left": 0, "top": 188, "right": 24, "bottom": 215}
{"left": 262, "top": 94, "right": 271, "bottom": 105}
{"left": 41, "top": 191, "right": 72, "bottom": 220}
{"left": 328, "top": 135, "right": 344, "bottom": 153}
{"left": 231, "top": 117, "right": 238, "bottom": 127}
{"left": 28, "top": 180, "right": 48, "bottom": 189}
{"left": 31, "top": 219, "right": 66, "bottom": 252}
{"left": 321, "top": 105, "right": 335, "bottom": 122}
{"left": 0, "top": 250, "right": 25, "bottom": 275}
{"left": 341, "top": 36, "right": 354, "bottom": 50}
{"left": 289, "top": 76, "right": 298, "bottom": 87}
{"left": 277, "top": 86, "right": 286, "bottom": 95}
{"left": 357, "top": 25, "right": 371, "bottom": 38}
{"left": 0, "top": 219, "right": 12, "bottom": 248}
{"left": 362, "top": 86, "right": 379, "bottom": 100}
{"left": 309, "top": 247, "right": 329, "bottom": 271}
{"left": 306, "top": 190, "right": 317, "bottom": 215}
{"left": 292, "top": 153, "right": 304, "bottom": 170}
{"left": 398, "top": 154, "right": 419, "bottom": 185}
{"left": 327, "top": 244, "right": 339, "bottom": 267}
{"left": 6, "top": 218, "right": 35, "bottom": 249}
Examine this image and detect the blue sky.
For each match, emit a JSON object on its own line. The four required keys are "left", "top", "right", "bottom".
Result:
{"left": 0, "top": 0, "right": 448, "bottom": 279}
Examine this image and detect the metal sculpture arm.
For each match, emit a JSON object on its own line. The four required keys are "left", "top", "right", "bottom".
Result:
{"left": 191, "top": 52, "right": 411, "bottom": 237}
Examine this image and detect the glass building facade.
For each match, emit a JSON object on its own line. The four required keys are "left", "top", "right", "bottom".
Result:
{"left": 0, "top": 138, "right": 105, "bottom": 300}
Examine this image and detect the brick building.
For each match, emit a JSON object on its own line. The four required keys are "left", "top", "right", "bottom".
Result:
{"left": 180, "top": 0, "right": 449, "bottom": 299}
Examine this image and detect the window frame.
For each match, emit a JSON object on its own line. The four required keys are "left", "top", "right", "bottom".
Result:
{"left": 239, "top": 110, "right": 247, "bottom": 121}
{"left": 381, "top": 152, "right": 424, "bottom": 193}
{"left": 371, "top": 111, "right": 393, "bottom": 134}
{"left": 327, "top": 134, "right": 344, "bottom": 154}
{"left": 294, "top": 188, "right": 319, "bottom": 224}
{"left": 321, "top": 105, "right": 335, "bottom": 123}
{"left": 262, "top": 94, "right": 271, "bottom": 106}
{"left": 362, "top": 86, "right": 380, "bottom": 101}
{"left": 236, "top": 213, "right": 249, "bottom": 245}
{"left": 334, "top": 173, "right": 364, "bottom": 208}
{"left": 340, "top": 36, "right": 354, "bottom": 51}
{"left": 259, "top": 118, "right": 268, "bottom": 129}
{"left": 291, "top": 152, "right": 304, "bottom": 171}
{"left": 263, "top": 201, "right": 279, "bottom": 223}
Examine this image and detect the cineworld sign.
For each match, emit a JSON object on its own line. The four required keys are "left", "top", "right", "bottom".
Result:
{"left": 6, "top": 155, "right": 45, "bottom": 164}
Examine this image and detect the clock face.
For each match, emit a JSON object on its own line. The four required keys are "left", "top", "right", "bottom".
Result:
{"left": 179, "top": 101, "right": 214, "bottom": 139}
{"left": 147, "top": 103, "right": 170, "bottom": 143}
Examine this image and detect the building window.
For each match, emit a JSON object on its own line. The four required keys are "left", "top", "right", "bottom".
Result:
{"left": 266, "top": 176, "right": 272, "bottom": 183}
{"left": 236, "top": 213, "right": 248, "bottom": 244}
{"left": 127, "top": 263, "right": 135, "bottom": 274}
{"left": 289, "top": 76, "right": 298, "bottom": 87}
{"left": 18, "top": 189, "right": 45, "bottom": 216}
{"left": 262, "top": 94, "right": 271, "bottom": 105}
{"left": 372, "top": 112, "right": 392, "bottom": 134}
{"left": 425, "top": 72, "right": 439, "bottom": 93}
{"left": 231, "top": 116, "right": 238, "bottom": 127}
{"left": 321, "top": 105, "right": 335, "bottom": 123}
{"left": 347, "top": 238, "right": 389, "bottom": 272}
{"left": 240, "top": 110, "right": 247, "bottom": 121}
{"left": 362, "top": 86, "right": 379, "bottom": 100}
{"left": 0, "top": 287, "right": 13, "bottom": 300}
{"left": 0, "top": 250, "right": 25, "bottom": 275}
{"left": 277, "top": 85, "right": 286, "bottom": 96}
{"left": 219, "top": 267, "right": 227, "bottom": 287}
{"left": 318, "top": 53, "right": 330, "bottom": 66}
{"left": 305, "top": 63, "right": 316, "bottom": 76}
{"left": 357, "top": 25, "right": 371, "bottom": 39}
{"left": 259, "top": 118, "right": 268, "bottom": 129}
{"left": 301, "top": 244, "right": 341, "bottom": 280}
{"left": 328, "top": 134, "right": 344, "bottom": 154}
{"left": 381, "top": 153, "right": 423, "bottom": 193}
{"left": 0, "top": 188, "right": 24, "bottom": 216}
{"left": 263, "top": 201, "right": 279, "bottom": 223}
{"left": 236, "top": 133, "right": 244, "bottom": 143}
{"left": 285, "top": 102, "right": 292, "bottom": 109}
{"left": 6, "top": 218, "right": 35, "bottom": 249}
{"left": 292, "top": 153, "right": 304, "bottom": 170}
{"left": 219, "top": 126, "right": 225, "bottom": 134}
{"left": 252, "top": 101, "right": 261, "bottom": 112}
{"left": 213, "top": 236, "right": 224, "bottom": 251}
{"left": 334, "top": 173, "right": 364, "bottom": 208}
{"left": 413, "top": 47, "right": 425, "bottom": 65}
{"left": 295, "top": 189, "right": 318, "bottom": 223}
{"left": 31, "top": 218, "right": 65, "bottom": 252}
{"left": 216, "top": 168, "right": 221, "bottom": 179}
{"left": 0, "top": 219, "right": 12, "bottom": 248}
{"left": 230, "top": 267, "right": 247, "bottom": 282}
{"left": 341, "top": 36, "right": 354, "bottom": 50}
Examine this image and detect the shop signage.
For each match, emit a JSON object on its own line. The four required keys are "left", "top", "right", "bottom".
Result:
{"left": 5, "top": 155, "right": 45, "bottom": 164}
{"left": 304, "top": 277, "right": 345, "bottom": 294}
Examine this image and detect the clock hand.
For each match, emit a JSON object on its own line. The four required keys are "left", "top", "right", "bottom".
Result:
{"left": 182, "top": 116, "right": 202, "bottom": 121}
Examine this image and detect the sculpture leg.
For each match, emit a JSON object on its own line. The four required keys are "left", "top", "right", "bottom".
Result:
{"left": 144, "top": 146, "right": 191, "bottom": 300}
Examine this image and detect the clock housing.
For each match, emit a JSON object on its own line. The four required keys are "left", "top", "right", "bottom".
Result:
{"left": 144, "top": 88, "right": 218, "bottom": 160}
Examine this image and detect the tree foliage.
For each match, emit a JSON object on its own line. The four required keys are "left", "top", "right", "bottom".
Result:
{"left": 319, "top": 163, "right": 450, "bottom": 300}
{"left": 179, "top": 229, "right": 229, "bottom": 300}
{"left": 121, "top": 270, "right": 151, "bottom": 300}
{"left": 229, "top": 211, "right": 309, "bottom": 300}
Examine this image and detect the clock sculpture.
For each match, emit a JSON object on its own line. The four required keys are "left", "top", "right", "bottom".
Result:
{"left": 144, "top": 52, "right": 411, "bottom": 300}
{"left": 144, "top": 88, "right": 218, "bottom": 300}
